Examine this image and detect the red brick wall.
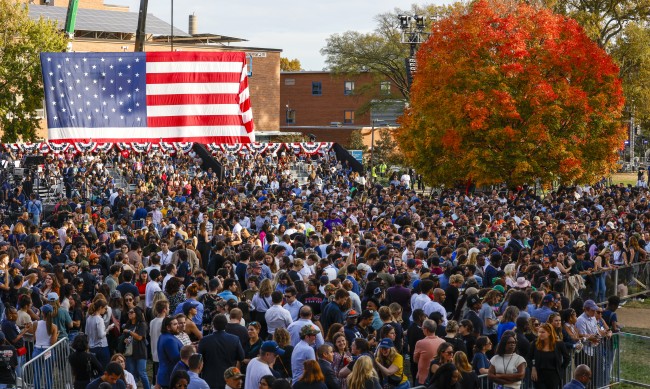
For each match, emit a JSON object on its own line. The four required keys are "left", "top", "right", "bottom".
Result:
{"left": 280, "top": 72, "right": 395, "bottom": 127}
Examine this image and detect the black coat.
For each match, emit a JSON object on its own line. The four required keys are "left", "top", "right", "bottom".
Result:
{"left": 197, "top": 330, "right": 244, "bottom": 389}
{"left": 318, "top": 359, "right": 340, "bottom": 389}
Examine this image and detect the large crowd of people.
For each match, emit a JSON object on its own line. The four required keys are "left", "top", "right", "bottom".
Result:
{"left": 0, "top": 143, "right": 640, "bottom": 389}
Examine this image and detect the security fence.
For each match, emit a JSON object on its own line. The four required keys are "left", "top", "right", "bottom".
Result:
{"left": 470, "top": 335, "right": 620, "bottom": 389}
{"left": 20, "top": 338, "right": 73, "bottom": 389}
{"left": 564, "top": 261, "right": 650, "bottom": 305}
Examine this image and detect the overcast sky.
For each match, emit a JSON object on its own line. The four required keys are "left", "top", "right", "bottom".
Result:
{"left": 115, "top": 0, "right": 449, "bottom": 70}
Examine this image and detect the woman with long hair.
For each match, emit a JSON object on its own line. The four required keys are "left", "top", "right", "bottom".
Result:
{"left": 325, "top": 323, "right": 344, "bottom": 343}
{"left": 69, "top": 333, "right": 103, "bottom": 389}
{"left": 427, "top": 363, "right": 462, "bottom": 389}
{"left": 85, "top": 299, "right": 114, "bottom": 369}
{"left": 122, "top": 306, "right": 150, "bottom": 389}
{"left": 293, "top": 359, "right": 327, "bottom": 389}
{"left": 547, "top": 312, "right": 563, "bottom": 342}
{"left": 471, "top": 336, "right": 491, "bottom": 376}
{"left": 135, "top": 270, "right": 148, "bottom": 299}
{"left": 593, "top": 248, "right": 612, "bottom": 303}
{"left": 119, "top": 292, "right": 136, "bottom": 326}
{"left": 374, "top": 338, "right": 409, "bottom": 389}
{"left": 527, "top": 323, "right": 570, "bottom": 389}
{"left": 242, "top": 321, "right": 263, "bottom": 373}
{"left": 111, "top": 353, "right": 137, "bottom": 389}
{"left": 428, "top": 342, "right": 454, "bottom": 382}
{"left": 331, "top": 332, "right": 352, "bottom": 389}
{"left": 40, "top": 273, "right": 60, "bottom": 301}
{"left": 272, "top": 328, "right": 293, "bottom": 379}
{"left": 164, "top": 277, "right": 186, "bottom": 314}
{"left": 347, "top": 355, "right": 381, "bottom": 389}
{"left": 488, "top": 330, "right": 526, "bottom": 389}
{"left": 31, "top": 304, "right": 58, "bottom": 389}
{"left": 453, "top": 351, "right": 479, "bottom": 389}
{"left": 497, "top": 306, "right": 520, "bottom": 342}
{"left": 251, "top": 279, "right": 273, "bottom": 337}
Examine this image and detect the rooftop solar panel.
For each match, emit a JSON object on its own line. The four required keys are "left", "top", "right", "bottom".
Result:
{"left": 28, "top": 4, "right": 190, "bottom": 37}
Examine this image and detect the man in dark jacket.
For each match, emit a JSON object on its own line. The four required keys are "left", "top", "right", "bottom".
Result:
{"left": 320, "top": 289, "right": 348, "bottom": 335}
{"left": 197, "top": 314, "right": 244, "bottom": 389}
{"left": 317, "top": 343, "right": 340, "bottom": 389}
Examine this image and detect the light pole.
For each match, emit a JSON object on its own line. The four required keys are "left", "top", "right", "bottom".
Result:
{"left": 398, "top": 14, "right": 429, "bottom": 89}
{"left": 170, "top": 0, "right": 174, "bottom": 51}
{"left": 370, "top": 118, "right": 383, "bottom": 181}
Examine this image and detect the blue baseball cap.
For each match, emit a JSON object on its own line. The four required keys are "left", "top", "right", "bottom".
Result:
{"left": 261, "top": 341, "right": 285, "bottom": 355}
{"left": 378, "top": 338, "right": 394, "bottom": 349}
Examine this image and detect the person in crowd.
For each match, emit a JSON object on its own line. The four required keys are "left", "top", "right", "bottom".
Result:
{"left": 122, "top": 306, "right": 149, "bottom": 389}
{"left": 488, "top": 330, "right": 526, "bottom": 389}
{"left": 291, "top": 325, "right": 320, "bottom": 384}
{"left": 157, "top": 316, "right": 183, "bottom": 389}
{"left": 69, "top": 333, "right": 104, "bottom": 389}
{"left": 330, "top": 333, "right": 352, "bottom": 388}
{"left": 317, "top": 343, "right": 341, "bottom": 389}
{"left": 563, "top": 364, "right": 592, "bottom": 389}
{"left": 528, "top": 323, "right": 571, "bottom": 389}
{"left": 414, "top": 319, "right": 444, "bottom": 385}
{"left": 472, "top": 336, "right": 491, "bottom": 376}
{"left": 374, "top": 338, "right": 409, "bottom": 389}
{"left": 85, "top": 362, "right": 127, "bottom": 389}
{"left": 86, "top": 299, "right": 114, "bottom": 369}
{"left": 453, "top": 351, "right": 479, "bottom": 389}
{"left": 293, "top": 360, "right": 328, "bottom": 389}
{"left": 111, "top": 353, "right": 137, "bottom": 389}
{"left": 198, "top": 314, "right": 245, "bottom": 389}
{"left": 426, "top": 362, "right": 462, "bottom": 389}
{"left": 242, "top": 321, "right": 263, "bottom": 373}
{"left": 346, "top": 356, "right": 381, "bottom": 389}
{"left": 170, "top": 370, "right": 191, "bottom": 389}
{"left": 244, "top": 341, "right": 284, "bottom": 389}
{"left": 186, "top": 353, "right": 209, "bottom": 389}
{"left": 272, "top": 328, "right": 293, "bottom": 379}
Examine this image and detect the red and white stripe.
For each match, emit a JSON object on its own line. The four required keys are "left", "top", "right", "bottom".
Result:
{"left": 145, "top": 52, "right": 254, "bottom": 144}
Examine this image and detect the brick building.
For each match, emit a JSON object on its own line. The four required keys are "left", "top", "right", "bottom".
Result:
{"left": 17, "top": 0, "right": 281, "bottom": 140}
{"left": 279, "top": 71, "right": 404, "bottom": 145}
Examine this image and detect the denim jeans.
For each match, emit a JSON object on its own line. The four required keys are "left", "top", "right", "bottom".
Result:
{"left": 90, "top": 346, "right": 110, "bottom": 371}
{"left": 594, "top": 273, "right": 606, "bottom": 303}
{"left": 32, "top": 347, "right": 52, "bottom": 389}
{"left": 126, "top": 357, "right": 150, "bottom": 389}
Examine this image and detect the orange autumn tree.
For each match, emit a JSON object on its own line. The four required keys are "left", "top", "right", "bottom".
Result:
{"left": 396, "top": 0, "right": 627, "bottom": 187}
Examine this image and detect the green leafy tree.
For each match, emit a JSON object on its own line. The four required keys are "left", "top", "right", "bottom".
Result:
{"left": 347, "top": 130, "right": 368, "bottom": 152}
{"left": 280, "top": 57, "right": 302, "bottom": 72}
{"left": 611, "top": 22, "right": 650, "bottom": 126}
{"left": 0, "top": 0, "right": 67, "bottom": 142}
{"left": 553, "top": 0, "right": 650, "bottom": 48}
{"left": 320, "top": 4, "right": 460, "bottom": 100}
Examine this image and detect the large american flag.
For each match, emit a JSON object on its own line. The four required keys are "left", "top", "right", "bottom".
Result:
{"left": 40, "top": 52, "right": 254, "bottom": 143}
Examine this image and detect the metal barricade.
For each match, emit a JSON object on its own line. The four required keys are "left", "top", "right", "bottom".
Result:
{"left": 617, "top": 332, "right": 650, "bottom": 388}
{"left": 564, "top": 261, "right": 650, "bottom": 304}
{"left": 472, "top": 334, "right": 620, "bottom": 389}
{"left": 21, "top": 338, "right": 73, "bottom": 389}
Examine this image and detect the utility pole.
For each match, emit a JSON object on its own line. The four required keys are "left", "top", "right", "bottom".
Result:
{"left": 134, "top": 0, "right": 149, "bottom": 52}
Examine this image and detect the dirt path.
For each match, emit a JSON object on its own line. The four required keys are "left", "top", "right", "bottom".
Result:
{"left": 616, "top": 305, "right": 650, "bottom": 329}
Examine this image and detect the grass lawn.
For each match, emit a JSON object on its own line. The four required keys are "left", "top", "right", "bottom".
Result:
{"left": 610, "top": 173, "right": 639, "bottom": 187}
{"left": 618, "top": 327, "right": 650, "bottom": 388}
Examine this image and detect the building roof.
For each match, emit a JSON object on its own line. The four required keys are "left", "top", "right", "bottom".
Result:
{"left": 28, "top": 4, "right": 190, "bottom": 37}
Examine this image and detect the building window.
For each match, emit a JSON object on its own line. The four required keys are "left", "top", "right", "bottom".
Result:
{"left": 380, "top": 81, "right": 391, "bottom": 95}
{"left": 344, "top": 81, "right": 355, "bottom": 95}
{"left": 344, "top": 110, "right": 355, "bottom": 124}
{"left": 312, "top": 82, "right": 322, "bottom": 96}
{"left": 286, "top": 109, "right": 296, "bottom": 124}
